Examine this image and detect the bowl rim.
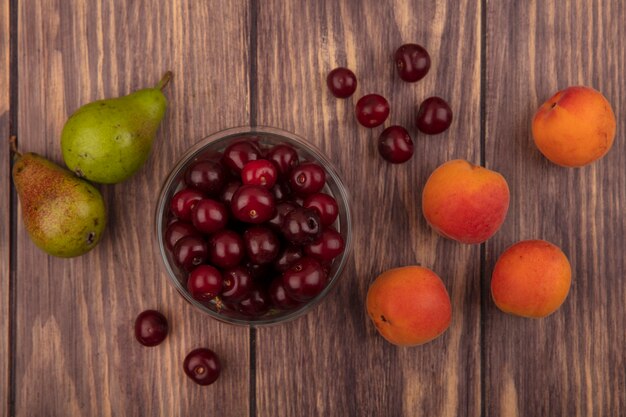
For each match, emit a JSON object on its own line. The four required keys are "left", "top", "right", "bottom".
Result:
{"left": 155, "top": 125, "right": 353, "bottom": 326}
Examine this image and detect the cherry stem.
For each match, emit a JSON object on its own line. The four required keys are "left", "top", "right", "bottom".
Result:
{"left": 156, "top": 71, "right": 173, "bottom": 91}
{"left": 9, "top": 136, "right": 21, "bottom": 158}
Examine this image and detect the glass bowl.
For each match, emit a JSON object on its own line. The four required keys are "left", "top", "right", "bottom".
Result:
{"left": 155, "top": 126, "right": 353, "bottom": 326}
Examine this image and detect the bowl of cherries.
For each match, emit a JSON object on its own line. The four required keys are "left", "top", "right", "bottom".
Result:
{"left": 156, "top": 126, "right": 352, "bottom": 325}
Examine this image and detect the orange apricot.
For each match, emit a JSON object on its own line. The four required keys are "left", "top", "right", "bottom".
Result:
{"left": 532, "top": 86, "right": 616, "bottom": 167}
{"left": 491, "top": 240, "right": 571, "bottom": 318}
{"left": 422, "top": 159, "right": 510, "bottom": 244}
{"left": 366, "top": 266, "right": 451, "bottom": 346}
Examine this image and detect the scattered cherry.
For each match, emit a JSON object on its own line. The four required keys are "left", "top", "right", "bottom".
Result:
{"left": 274, "top": 245, "right": 304, "bottom": 272}
{"left": 303, "top": 193, "right": 339, "bottom": 226}
{"left": 269, "top": 279, "right": 301, "bottom": 310}
{"left": 185, "top": 160, "right": 226, "bottom": 195}
{"left": 266, "top": 144, "right": 300, "bottom": 177}
{"left": 173, "top": 236, "right": 208, "bottom": 271}
{"left": 187, "top": 265, "right": 223, "bottom": 302}
{"left": 378, "top": 125, "right": 414, "bottom": 163}
{"left": 281, "top": 207, "right": 322, "bottom": 245}
{"left": 282, "top": 257, "right": 328, "bottom": 301}
{"left": 304, "top": 228, "right": 345, "bottom": 262}
{"left": 134, "top": 310, "right": 168, "bottom": 347}
{"left": 170, "top": 189, "right": 205, "bottom": 221}
{"left": 192, "top": 199, "right": 229, "bottom": 234}
{"left": 208, "top": 230, "right": 244, "bottom": 269}
{"left": 288, "top": 162, "right": 326, "bottom": 195}
{"left": 355, "top": 94, "right": 390, "bottom": 128}
{"left": 243, "top": 226, "right": 280, "bottom": 264}
{"left": 165, "top": 221, "right": 198, "bottom": 250}
{"left": 221, "top": 140, "right": 261, "bottom": 173}
{"left": 395, "top": 43, "right": 431, "bottom": 82}
{"left": 221, "top": 266, "right": 253, "bottom": 301}
{"left": 416, "top": 97, "right": 453, "bottom": 134}
{"left": 326, "top": 67, "right": 358, "bottom": 98}
{"left": 183, "top": 348, "right": 221, "bottom": 386}
{"left": 231, "top": 185, "right": 276, "bottom": 224}
{"left": 241, "top": 160, "right": 278, "bottom": 189}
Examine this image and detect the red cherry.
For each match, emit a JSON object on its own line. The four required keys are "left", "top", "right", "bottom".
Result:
{"left": 266, "top": 144, "right": 300, "bottom": 177}
{"left": 395, "top": 43, "right": 431, "bottom": 82}
{"left": 282, "top": 257, "right": 328, "bottom": 301}
{"left": 241, "top": 160, "right": 278, "bottom": 189}
{"left": 230, "top": 185, "right": 276, "bottom": 224}
{"left": 183, "top": 348, "right": 221, "bottom": 386}
{"left": 378, "top": 126, "right": 414, "bottom": 163}
{"left": 191, "top": 199, "right": 229, "bottom": 234}
{"left": 304, "top": 228, "right": 345, "bottom": 262}
{"left": 170, "top": 189, "right": 205, "bottom": 221}
{"left": 303, "top": 193, "right": 339, "bottom": 226}
{"left": 326, "top": 67, "right": 358, "bottom": 98}
{"left": 355, "top": 94, "right": 390, "bottom": 128}
{"left": 416, "top": 97, "right": 453, "bottom": 134}
{"left": 187, "top": 265, "right": 223, "bottom": 301}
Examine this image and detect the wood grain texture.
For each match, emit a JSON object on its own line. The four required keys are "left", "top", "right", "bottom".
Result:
{"left": 254, "top": 1, "right": 482, "bottom": 416}
{"left": 1, "top": 0, "right": 11, "bottom": 414}
{"left": 16, "top": 1, "right": 250, "bottom": 416}
{"left": 484, "top": 1, "right": 626, "bottom": 416}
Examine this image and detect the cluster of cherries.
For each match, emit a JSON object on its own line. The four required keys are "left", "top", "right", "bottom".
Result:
{"left": 326, "top": 43, "right": 453, "bottom": 164}
{"left": 166, "top": 138, "right": 345, "bottom": 317}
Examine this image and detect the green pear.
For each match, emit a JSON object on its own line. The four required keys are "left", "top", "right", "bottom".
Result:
{"left": 12, "top": 139, "right": 107, "bottom": 258}
{"left": 61, "top": 71, "right": 172, "bottom": 184}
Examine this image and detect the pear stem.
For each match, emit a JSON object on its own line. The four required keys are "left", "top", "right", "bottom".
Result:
{"left": 9, "top": 135, "right": 21, "bottom": 158}
{"left": 156, "top": 71, "right": 173, "bottom": 91}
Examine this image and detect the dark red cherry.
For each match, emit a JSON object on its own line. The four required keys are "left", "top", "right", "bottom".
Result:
{"left": 231, "top": 185, "right": 276, "bottom": 224}
{"left": 221, "top": 266, "right": 253, "bottom": 301}
{"left": 267, "top": 201, "right": 299, "bottom": 230}
{"left": 269, "top": 278, "right": 301, "bottom": 310}
{"left": 395, "top": 43, "right": 431, "bottom": 82}
{"left": 378, "top": 125, "right": 414, "bottom": 163}
{"left": 271, "top": 182, "right": 292, "bottom": 201}
{"left": 208, "top": 230, "right": 244, "bottom": 269}
{"left": 183, "top": 348, "right": 221, "bottom": 386}
{"left": 282, "top": 257, "right": 328, "bottom": 301}
{"left": 304, "top": 228, "right": 345, "bottom": 262}
{"left": 416, "top": 97, "right": 453, "bottom": 135}
{"left": 288, "top": 162, "right": 326, "bottom": 195}
{"left": 165, "top": 221, "right": 198, "bottom": 250}
{"left": 303, "top": 193, "right": 339, "bottom": 226}
{"left": 184, "top": 160, "right": 226, "bottom": 195}
{"left": 326, "top": 67, "right": 358, "bottom": 98}
{"left": 134, "top": 310, "right": 168, "bottom": 347}
{"left": 170, "top": 189, "right": 205, "bottom": 221}
{"left": 243, "top": 226, "right": 280, "bottom": 264}
{"left": 221, "top": 141, "right": 261, "bottom": 173}
{"left": 241, "top": 160, "right": 278, "bottom": 189}
{"left": 187, "top": 265, "right": 223, "bottom": 301}
{"left": 274, "top": 245, "right": 304, "bottom": 272}
{"left": 266, "top": 144, "right": 300, "bottom": 177}
{"left": 355, "top": 94, "right": 390, "bottom": 128}
{"left": 220, "top": 180, "right": 242, "bottom": 205}
{"left": 281, "top": 207, "right": 322, "bottom": 245}
{"left": 237, "top": 288, "right": 270, "bottom": 317}
{"left": 191, "top": 199, "right": 229, "bottom": 234}
{"left": 173, "top": 236, "right": 208, "bottom": 271}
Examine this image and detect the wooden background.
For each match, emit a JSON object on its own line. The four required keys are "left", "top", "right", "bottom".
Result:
{"left": 2, "top": 1, "right": 624, "bottom": 416}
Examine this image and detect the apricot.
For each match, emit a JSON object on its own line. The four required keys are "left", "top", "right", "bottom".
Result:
{"left": 491, "top": 240, "right": 571, "bottom": 318}
{"left": 532, "top": 86, "right": 616, "bottom": 167}
{"left": 366, "top": 266, "right": 451, "bottom": 346}
{"left": 422, "top": 159, "right": 510, "bottom": 244}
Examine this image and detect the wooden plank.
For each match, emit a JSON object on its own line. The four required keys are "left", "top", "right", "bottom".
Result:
{"left": 255, "top": 1, "right": 482, "bottom": 416}
{"left": 1, "top": 0, "right": 12, "bottom": 414}
{"left": 15, "top": 1, "right": 250, "bottom": 415}
{"left": 484, "top": 1, "right": 626, "bottom": 416}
